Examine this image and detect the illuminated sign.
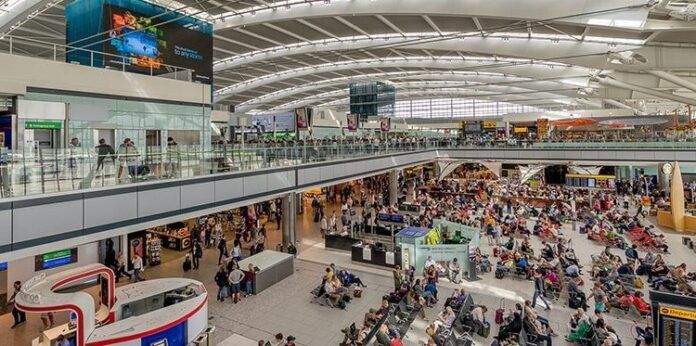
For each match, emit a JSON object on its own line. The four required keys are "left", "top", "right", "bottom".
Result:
{"left": 483, "top": 121, "right": 497, "bottom": 129}
{"left": 661, "top": 307, "right": 696, "bottom": 321}
{"left": 35, "top": 248, "right": 78, "bottom": 271}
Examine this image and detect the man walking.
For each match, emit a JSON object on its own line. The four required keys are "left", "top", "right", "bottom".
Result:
{"left": 8, "top": 281, "right": 26, "bottom": 328}
{"left": 132, "top": 254, "right": 144, "bottom": 282}
{"left": 94, "top": 138, "right": 115, "bottom": 171}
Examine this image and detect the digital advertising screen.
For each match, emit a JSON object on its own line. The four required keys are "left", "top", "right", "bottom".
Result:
{"left": 347, "top": 114, "right": 358, "bottom": 132}
{"left": 102, "top": 3, "right": 213, "bottom": 83}
{"left": 251, "top": 112, "right": 295, "bottom": 133}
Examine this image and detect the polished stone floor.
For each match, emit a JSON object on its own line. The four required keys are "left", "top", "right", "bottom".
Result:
{"left": 2, "top": 199, "right": 692, "bottom": 346}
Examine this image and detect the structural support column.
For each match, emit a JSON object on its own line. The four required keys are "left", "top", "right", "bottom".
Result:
{"left": 658, "top": 163, "right": 670, "bottom": 197}
{"left": 389, "top": 170, "right": 399, "bottom": 207}
{"left": 281, "top": 193, "right": 296, "bottom": 249}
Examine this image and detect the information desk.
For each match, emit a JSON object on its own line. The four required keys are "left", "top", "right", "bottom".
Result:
{"left": 351, "top": 245, "right": 401, "bottom": 268}
{"left": 325, "top": 234, "right": 360, "bottom": 251}
{"left": 237, "top": 251, "right": 294, "bottom": 294}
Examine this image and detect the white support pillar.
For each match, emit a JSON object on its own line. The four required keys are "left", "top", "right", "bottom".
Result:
{"left": 389, "top": 170, "right": 399, "bottom": 207}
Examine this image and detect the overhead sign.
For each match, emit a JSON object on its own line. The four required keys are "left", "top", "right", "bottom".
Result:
{"left": 35, "top": 248, "right": 78, "bottom": 271}
{"left": 661, "top": 306, "right": 696, "bottom": 321}
{"left": 25, "top": 121, "right": 62, "bottom": 129}
{"left": 483, "top": 121, "right": 497, "bottom": 129}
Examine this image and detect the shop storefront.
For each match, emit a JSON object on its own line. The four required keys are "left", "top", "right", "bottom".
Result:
{"left": 11, "top": 92, "right": 210, "bottom": 155}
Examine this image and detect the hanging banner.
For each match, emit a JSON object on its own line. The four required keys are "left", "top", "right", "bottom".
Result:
{"left": 295, "top": 108, "right": 309, "bottom": 129}
{"left": 518, "top": 165, "right": 547, "bottom": 184}
{"left": 569, "top": 166, "right": 602, "bottom": 175}
{"left": 347, "top": 113, "right": 358, "bottom": 132}
{"left": 379, "top": 117, "right": 391, "bottom": 132}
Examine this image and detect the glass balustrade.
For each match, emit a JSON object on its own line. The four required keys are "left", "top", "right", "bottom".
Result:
{"left": 0, "top": 138, "right": 694, "bottom": 199}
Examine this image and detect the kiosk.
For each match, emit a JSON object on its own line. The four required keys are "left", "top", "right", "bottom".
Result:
{"left": 396, "top": 220, "right": 480, "bottom": 274}
{"left": 237, "top": 250, "right": 294, "bottom": 294}
{"left": 15, "top": 264, "right": 210, "bottom": 346}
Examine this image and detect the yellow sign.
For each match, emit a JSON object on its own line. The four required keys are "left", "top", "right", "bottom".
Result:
{"left": 514, "top": 127, "right": 528, "bottom": 133}
{"left": 483, "top": 121, "right": 497, "bottom": 129}
{"left": 660, "top": 306, "right": 696, "bottom": 321}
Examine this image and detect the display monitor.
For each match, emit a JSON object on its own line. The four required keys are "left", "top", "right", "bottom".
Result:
{"left": 101, "top": 3, "right": 213, "bottom": 83}
{"left": 34, "top": 248, "right": 79, "bottom": 271}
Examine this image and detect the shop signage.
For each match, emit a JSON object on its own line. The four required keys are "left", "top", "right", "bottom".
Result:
{"left": 35, "top": 248, "right": 78, "bottom": 271}
{"left": 25, "top": 121, "right": 62, "bottom": 129}
{"left": 660, "top": 306, "right": 696, "bottom": 321}
{"left": 514, "top": 127, "right": 528, "bottom": 133}
{"left": 483, "top": 121, "right": 497, "bottom": 129}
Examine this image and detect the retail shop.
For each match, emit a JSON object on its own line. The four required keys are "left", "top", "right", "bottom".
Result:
{"left": 4, "top": 93, "right": 209, "bottom": 156}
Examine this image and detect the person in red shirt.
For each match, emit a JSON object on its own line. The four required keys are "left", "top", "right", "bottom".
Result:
{"left": 632, "top": 291, "right": 650, "bottom": 315}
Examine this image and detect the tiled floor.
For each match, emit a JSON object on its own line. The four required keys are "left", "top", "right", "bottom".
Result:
{"left": 2, "top": 200, "right": 691, "bottom": 346}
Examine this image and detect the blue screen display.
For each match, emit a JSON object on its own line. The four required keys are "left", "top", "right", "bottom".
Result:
{"left": 141, "top": 320, "right": 187, "bottom": 346}
{"left": 0, "top": 262, "right": 7, "bottom": 271}
{"left": 115, "top": 28, "right": 159, "bottom": 58}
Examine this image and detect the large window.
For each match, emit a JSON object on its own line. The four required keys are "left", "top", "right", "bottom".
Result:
{"left": 393, "top": 98, "right": 542, "bottom": 118}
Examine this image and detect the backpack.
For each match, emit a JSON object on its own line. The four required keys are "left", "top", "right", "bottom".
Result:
{"left": 495, "top": 267, "right": 505, "bottom": 279}
{"left": 634, "top": 277, "right": 644, "bottom": 289}
{"left": 337, "top": 299, "right": 347, "bottom": 309}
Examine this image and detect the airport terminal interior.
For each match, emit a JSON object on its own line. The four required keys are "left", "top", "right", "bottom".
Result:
{"left": 3, "top": 1, "right": 696, "bottom": 346}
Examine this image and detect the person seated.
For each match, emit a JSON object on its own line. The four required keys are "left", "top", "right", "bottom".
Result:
{"left": 503, "top": 237, "right": 515, "bottom": 251}
{"left": 340, "top": 270, "right": 367, "bottom": 288}
{"left": 523, "top": 314, "right": 552, "bottom": 346}
{"left": 653, "top": 234, "right": 669, "bottom": 253}
{"left": 497, "top": 310, "right": 522, "bottom": 341}
{"left": 433, "top": 306, "right": 456, "bottom": 330}
{"left": 364, "top": 299, "right": 390, "bottom": 325}
{"left": 544, "top": 270, "right": 560, "bottom": 291}
{"left": 593, "top": 318, "right": 620, "bottom": 345}
{"left": 374, "top": 323, "right": 392, "bottom": 346}
{"left": 648, "top": 257, "right": 669, "bottom": 281}
{"left": 413, "top": 279, "right": 436, "bottom": 307}
{"left": 568, "top": 308, "right": 590, "bottom": 332}
{"left": 324, "top": 277, "right": 344, "bottom": 307}
{"left": 566, "top": 263, "right": 581, "bottom": 278}
{"left": 617, "top": 260, "right": 635, "bottom": 277}
{"left": 632, "top": 291, "right": 650, "bottom": 316}
{"left": 331, "top": 276, "right": 349, "bottom": 296}
{"left": 448, "top": 258, "right": 461, "bottom": 283}
{"left": 625, "top": 244, "right": 639, "bottom": 260}
{"left": 516, "top": 256, "right": 531, "bottom": 278}
{"left": 445, "top": 288, "right": 467, "bottom": 310}
{"left": 470, "top": 305, "right": 488, "bottom": 335}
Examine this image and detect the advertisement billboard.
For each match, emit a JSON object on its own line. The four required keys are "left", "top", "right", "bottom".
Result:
{"left": 251, "top": 112, "right": 295, "bottom": 133}
{"left": 102, "top": 4, "right": 213, "bottom": 83}
{"left": 347, "top": 114, "right": 358, "bottom": 132}
{"left": 379, "top": 117, "right": 391, "bottom": 132}
{"left": 295, "top": 108, "right": 310, "bottom": 129}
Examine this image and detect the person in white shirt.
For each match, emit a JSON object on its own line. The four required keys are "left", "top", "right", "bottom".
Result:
{"left": 424, "top": 256, "right": 436, "bottom": 270}
{"left": 132, "top": 254, "right": 144, "bottom": 282}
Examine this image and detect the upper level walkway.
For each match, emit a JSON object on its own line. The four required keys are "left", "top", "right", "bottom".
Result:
{"left": 1, "top": 139, "right": 695, "bottom": 261}
{"left": 1, "top": 139, "right": 694, "bottom": 199}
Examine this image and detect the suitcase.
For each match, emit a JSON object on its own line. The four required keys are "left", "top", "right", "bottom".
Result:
{"left": 495, "top": 299, "right": 505, "bottom": 324}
